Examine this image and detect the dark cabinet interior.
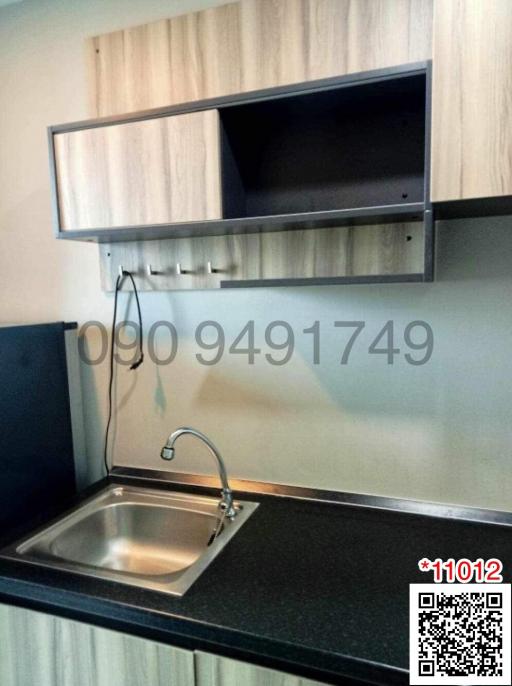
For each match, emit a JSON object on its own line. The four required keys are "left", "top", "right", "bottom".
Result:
{"left": 220, "top": 73, "right": 427, "bottom": 219}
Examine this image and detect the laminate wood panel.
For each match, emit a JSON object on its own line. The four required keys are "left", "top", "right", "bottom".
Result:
{"left": 0, "top": 603, "right": 194, "bottom": 686}
{"left": 55, "top": 109, "right": 222, "bottom": 230}
{"left": 88, "top": 3, "right": 241, "bottom": 117}
{"left": 195, "top": 651, "right": 327, "bottom": 686}
{"left": 239, "top": 0, "right": 433, "bottom": 91}
{"left": 431, "top": 0, "right": 512, "bottom": 201}
{"left": 99, "top": 222, "right": 424, "bottom": 291}
{"left": 86, "top": 0, "right": 433, "bottom": 117}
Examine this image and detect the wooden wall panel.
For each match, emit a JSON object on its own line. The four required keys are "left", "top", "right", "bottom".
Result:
{"left": 239, "top": 0, "right": 433, "bottom": 91}
{"left": 87, "top": 3, "right": 242, "bottom": 117}
{"left": 99, "top": 222, "right": 424, "bottom": 291}
{"left": 431, "top": 0, "right": 512, "bottom": 202}
{"left": 55, "top": 110, "right": 222, "bottom": 230}
{"left": 0, "top": 603, "right": 194, "bottom": 686}
{"left": 86, "top": 0, "right": 433, "bottom": 117}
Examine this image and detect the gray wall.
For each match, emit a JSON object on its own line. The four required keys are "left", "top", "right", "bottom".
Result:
{"left": 1, "top": 0, "right": 511, "bottom": 510}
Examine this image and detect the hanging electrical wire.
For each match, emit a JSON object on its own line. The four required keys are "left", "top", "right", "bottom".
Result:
{"left": 104, "top": 270, "right": 144, "bottom": 475}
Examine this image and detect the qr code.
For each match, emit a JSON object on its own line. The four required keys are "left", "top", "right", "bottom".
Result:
{"left": 410, "top": 584, "right": 511, "bottom": 685}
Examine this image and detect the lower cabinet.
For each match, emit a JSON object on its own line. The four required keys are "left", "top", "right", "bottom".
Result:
{"left": 0, "top": 604, "right": 330, "bottom": 686}
{"left": 195, "top": 651, "right": 327, "bottom": 686}
{"left": 0, "top": 604, "right": 194, "bottom": 686}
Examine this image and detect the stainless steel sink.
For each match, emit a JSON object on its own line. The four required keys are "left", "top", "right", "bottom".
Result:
{"left": 1, "top": 484, "right": 258, "bottom": 596}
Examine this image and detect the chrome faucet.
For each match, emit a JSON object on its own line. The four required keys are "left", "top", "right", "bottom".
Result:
{"left": 160, "top": 427, "right": 237, "bottom": 519}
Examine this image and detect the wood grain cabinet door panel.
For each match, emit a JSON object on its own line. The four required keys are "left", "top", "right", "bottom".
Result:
{"left": 195, "top": 651, "right": 330, "bottom": 686}
{"left": 0, "top": 603, "right": 195, "bottom": 686}
{"left": 54, "top": 109, "right": 222, "bottom": 231}
{"left": 87, "top": 0, "right": 433, "bottom": 117}
{"left": 431, "top": 0, "right": 512, "bottom": 202}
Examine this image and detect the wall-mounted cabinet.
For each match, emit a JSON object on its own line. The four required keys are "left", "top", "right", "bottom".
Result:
{"left": 50, "top": 62, "right": 434, "bottom": 287}
{"left": 62, "top": 0, "right": 512, "bottom": 291}
{"left": 51, "top": 63, "right": 430, "bottom": 240}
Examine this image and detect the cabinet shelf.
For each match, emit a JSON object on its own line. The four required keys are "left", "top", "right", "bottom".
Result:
{"left": 58, "top": 202, "right": 425, "bottom": 243}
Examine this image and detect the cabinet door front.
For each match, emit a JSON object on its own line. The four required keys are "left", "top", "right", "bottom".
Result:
{"left": 0, "top": 603, "right": 194, "bottom": 686}
{"left": 195, "top": 651, "right": 330, "bottom": 686}
{"left": 54, "top": 109, "right": 222, "bottom": 230}
{"left": 431, "top": 0, "right": 512, "bottom": 202}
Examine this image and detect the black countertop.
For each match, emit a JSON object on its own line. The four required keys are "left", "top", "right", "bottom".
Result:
{"left": 0, "top": 473, "right": 511, "bottom": 686}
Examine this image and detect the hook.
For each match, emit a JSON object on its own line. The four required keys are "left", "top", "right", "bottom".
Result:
{"left": 146, "top": 264, "right": 160, "bottom": 277}
{"left": 175, "top": 262, "right": 195, "bottom": 275}
{"left": 207, "top": 261, "right": 222, "bottom": 275}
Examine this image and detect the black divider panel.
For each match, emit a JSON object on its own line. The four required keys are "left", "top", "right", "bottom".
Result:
{"left": 0, "top": 322, "right": 76, "bottom": 535}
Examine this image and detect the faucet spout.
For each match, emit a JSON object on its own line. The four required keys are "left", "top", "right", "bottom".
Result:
{"left": 160, "top": 427, "right": 236, "bottom": 519}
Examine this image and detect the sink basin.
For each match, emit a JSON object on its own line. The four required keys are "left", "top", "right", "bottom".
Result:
{"left": 1, "top": 484, "right": 258, "bottom": 596}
